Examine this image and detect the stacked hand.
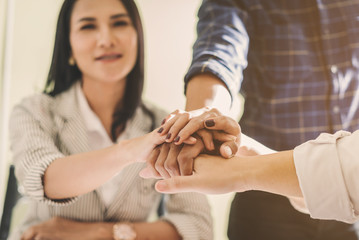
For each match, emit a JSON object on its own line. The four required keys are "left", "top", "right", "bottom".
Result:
{"left": 140, "top": 107, "right": 241, "bottom": 179}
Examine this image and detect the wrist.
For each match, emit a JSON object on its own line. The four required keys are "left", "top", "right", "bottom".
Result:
{"left": 115, "top": 140, "right": 135, "bottom": 167}
{"left": 95, "top": 222, "right": 115, "bottom": 239}
{"left": 231, "top": 157, "right": 256, "bottom": 192}
{"left": 185, "top": 74, "right": 231, "bottom": 112}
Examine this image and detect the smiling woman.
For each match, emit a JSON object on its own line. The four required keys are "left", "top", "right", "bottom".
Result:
{"left": 5, "top": 0, "right": 212, "bottom": 240}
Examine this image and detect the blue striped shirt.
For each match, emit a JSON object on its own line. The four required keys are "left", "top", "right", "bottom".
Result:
{"left": 185, "top": 0, "right": 359, "bottom": 150}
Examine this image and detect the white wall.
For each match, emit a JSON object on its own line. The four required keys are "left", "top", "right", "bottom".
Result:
{"left": 0, "top": 1, "right": 235, "bottom": 239}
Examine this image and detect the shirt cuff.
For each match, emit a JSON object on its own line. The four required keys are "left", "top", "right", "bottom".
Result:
{"left": 293, "top": 131, "right": 357, "bottom": 223}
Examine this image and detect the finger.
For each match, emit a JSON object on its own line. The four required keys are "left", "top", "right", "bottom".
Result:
{"left": 139, "top": 167, "right": 162, "bottom": 179}
{"left": 150, "top": 127, "right": 168, "bottom": 145}
{"left": 155, "top": 176, "right": 197, "bottom": 194}
{"left": 173, "top": 107, "right": 221, "bottom": 144}
{"left": 219, "top": 140, "right": 238, "bottom": 158}
{"left": 175, "top": 111, "right": 219, "bottom": 145}
{"left": 164, "top": 144, "right": 182, "bottom": 177}
{"left": 182, "top": 136, "right": 197, "bottom": 145}
{"left": 165, "top": 112, "right": 191, "bottom": 143}
{"left": 196, "top": 129, "right": 214, "bottom": 151}
{"left": 155, "top": 144, "right": 171, "bottom": 179}
{"left": 21, "top": 227, "right": 37, "bottom": 240}
{"left": 158, "top": 110, "right": 182, "bottom": 136}
{"left": 204, "top": 116, "right": 241, "bottom": 137}
{"left": 146, "top": 147, "right": 162, "bottom": 178}
{"left": 177, "top": 138, "right": 204, "bottom": 176}
{"left": 34, "top": 234, "right": 43, "bottom": 240}
{"left": 212, "top": 131, "right": 237, "bottom": 142}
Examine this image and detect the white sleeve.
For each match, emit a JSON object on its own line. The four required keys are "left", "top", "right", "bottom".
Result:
{"left": 293, "top": 130, "right": 359, "bottom": 223}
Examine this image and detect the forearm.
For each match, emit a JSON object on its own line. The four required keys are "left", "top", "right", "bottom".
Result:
{"left": 239, "top": 150, "right": 303, "bottom": 197}
{"left": 44, "top": 131, "right": 164, "bottom": 199}
{"left": 44, "top": 142, "right": 130, "bottom": 199}
{"left": 133, "top": 221, "right": 181, "bottom": 240}
{"left": 185, "top": 74, "right": 232, "bottom": 114}
{"left": 94, "top": 221, "right": 181, "bottom": 240}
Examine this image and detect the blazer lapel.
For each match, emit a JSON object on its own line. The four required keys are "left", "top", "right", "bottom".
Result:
{"left": 53, "top": 85, "right": 91, "bottom": 155}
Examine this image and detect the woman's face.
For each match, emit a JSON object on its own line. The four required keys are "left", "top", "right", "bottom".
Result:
{"left": 69, "top": 0, "right": 138, "bottom": 84}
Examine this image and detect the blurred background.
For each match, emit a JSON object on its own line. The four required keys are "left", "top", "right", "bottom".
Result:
{"left": 0, "top": 1, "right": 235, "bottom": 239}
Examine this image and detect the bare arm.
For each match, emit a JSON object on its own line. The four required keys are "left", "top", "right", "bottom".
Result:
{"left": 185, "top": 74, "right": 232, "bottom": 113}
{"left": 44, "top": 129, "right": 165, "bottom": 199}
{"left": 155, "top": 150, "right": 302, "bottom": 198}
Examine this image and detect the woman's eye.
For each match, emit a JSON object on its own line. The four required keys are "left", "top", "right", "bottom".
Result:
{"left": 113, "top": 21, "right": 129, "bottom": 27}
{"left": 80, "top": 24, "right": 95, "bottom": 30}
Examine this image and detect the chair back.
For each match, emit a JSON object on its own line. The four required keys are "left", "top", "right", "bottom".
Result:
{"left": 0, "top": 165, "right": 21, "bottom": 240}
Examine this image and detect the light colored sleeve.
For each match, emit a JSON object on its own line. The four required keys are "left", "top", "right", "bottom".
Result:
{"left": 9, "top": 95, "right": 77, "bottom": 206}
{"left": 293, "top": 130, "right": 359, "bottom": 223}
{"left": 161, "top": 193, "right": 213, "bottom": 240}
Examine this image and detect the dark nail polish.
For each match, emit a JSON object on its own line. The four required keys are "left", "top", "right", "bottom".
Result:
{"left": 166, "top": 133, "right": 172, "bottom": 140}
{"left": 161, "top": 118, "right": 166, "bottom": 125}
{"left": 157, "top": 127, "right": 164, "bottom": 133}
{"left": 205, "top": 119, "right": 215, "bottom": 127}
{"left": 174, "top": 136, "right": 180, "bottom": 143}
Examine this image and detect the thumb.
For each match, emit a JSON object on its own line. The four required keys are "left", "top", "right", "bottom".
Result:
{"left": 219, "top": 140, "right": 238, "bottom": 158}
{"left": 150, "top": 128, "right": 168, "bottom": 145}
{"left": 155, "top": 176, "right": 195, "bottom": 194}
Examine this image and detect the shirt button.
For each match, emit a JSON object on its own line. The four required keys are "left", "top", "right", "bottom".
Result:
{"left": 333, "top": 105, "right": 340, "bottom": 114}
{"left": 331, "top": 65, "right": 338, "bottom": 74}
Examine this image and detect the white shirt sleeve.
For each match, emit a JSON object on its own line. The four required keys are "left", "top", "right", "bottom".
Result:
{"left": 293, "top": 130, "right": 359, "bottom": 223}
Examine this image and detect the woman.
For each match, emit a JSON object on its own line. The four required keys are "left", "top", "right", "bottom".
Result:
{"left": 9, "top": 0, "right": 212, "bottom": 239}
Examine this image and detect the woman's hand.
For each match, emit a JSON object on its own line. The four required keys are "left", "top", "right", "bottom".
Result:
{"left": 126, "top": 126, "right": 197, "bottom": 163}
{"left": 21, "top": 217, "right": 113, "bottom": 240}
{"left": 158, "top": 108, "right": 240, "bottom": 154}
{"left": 140, "top": 113, "right": 241, "bottom": 179}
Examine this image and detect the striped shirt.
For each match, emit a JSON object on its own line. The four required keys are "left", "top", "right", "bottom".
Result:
{"left": 185, "top": 0, "right": 359, "bottom": 150}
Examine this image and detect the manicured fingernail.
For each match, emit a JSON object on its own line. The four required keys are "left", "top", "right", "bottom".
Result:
{"left": 157, "top": 127, "right": 164, "bottom": 133}
{"left": 205, "top": 119, "right": 215, "bottom": 127}
{"left": 223, "top": 145, "right": 233, "bottom": 157}
{"left": 161, "top": 118, "right": 166, "bottom": 125}
{"left": 166, "top": 133, "right": 172, "bottom": 140}
{"left": 174, "top": 136, "right": 180, "bottom": 143}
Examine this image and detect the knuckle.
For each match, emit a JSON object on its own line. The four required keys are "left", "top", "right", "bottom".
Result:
{"left": 165, "top": 165, "right": 176, "bottom": 174}
{"left": 183, "top": 112, "right": 191, "bottom": 119}
{"left": 164, "top": 162, "right": 177, "bottom": 172}
{"left": 154, "top": 162, "right": 165, "bottom": 172}
{"left": 198, "top": 129, "right": 210, "bottom": 137}
{"left": 178, "top": 153, "right": 191, "bottom": 164}
{"left": 212, "top": 107, "right": 221, "bottom": 115}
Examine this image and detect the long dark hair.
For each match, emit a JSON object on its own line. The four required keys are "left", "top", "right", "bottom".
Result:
{"left": 44, "top": 0, "right": 146, "bottom": 141}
